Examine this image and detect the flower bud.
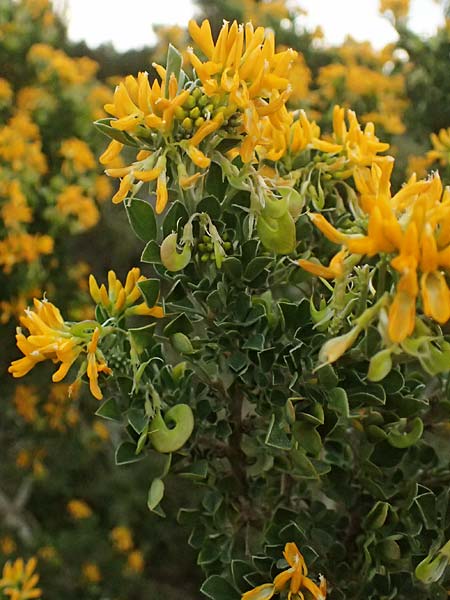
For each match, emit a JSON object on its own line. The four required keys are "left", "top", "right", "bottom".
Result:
{"left": 160, "top": 233, "right": 192, "bottom": 271}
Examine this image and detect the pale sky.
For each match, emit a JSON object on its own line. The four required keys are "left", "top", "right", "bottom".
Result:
{"left": 58, "top": 0, "right": 444, "bottom": 51}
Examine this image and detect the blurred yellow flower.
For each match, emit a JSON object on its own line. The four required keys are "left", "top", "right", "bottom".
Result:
{"left": 67, "top": 499, "right": 93, "bottom": 519}
{"left": 0, "top": 557, "right": 41, "bottom": 600}
{"left": 111, "top": 526, "right": 134, "bottom": 553}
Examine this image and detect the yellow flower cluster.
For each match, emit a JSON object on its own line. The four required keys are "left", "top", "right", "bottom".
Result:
{"left": 27, "top": 43, "right": 98, "bottom": 85}
{"left": 8, "top": 298, "right": 111, "bottom": 400}
{"left": 428, "top": 127, "right": 450, "bottom": 167}
{"left": 0, "top": 557, "right": 41, "bottom": 600}
{"left": 110, "top": 526, "right": 145, "bottom": 575}
{"left": 100, "top": 19, "right": 298, "bottom": 211}
{"left": 242, "top": 543, "right": 326, "bottom": 600}
{"left": 301, "top": 159, "right": 450, "bottom": 344}
{"left": 89, "top": 268, "right": 164, "bottom": 318}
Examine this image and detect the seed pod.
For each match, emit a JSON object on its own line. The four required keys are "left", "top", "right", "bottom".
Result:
{"left": 149, "top": 405, "right": 194, "bottom": 453}
{"left": 257, "top": 211, "right": 296, "bottom": 254}
{"left": 160, "top": 233, "right": 191, "bottom": 271}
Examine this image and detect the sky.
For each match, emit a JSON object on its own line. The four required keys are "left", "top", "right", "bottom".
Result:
{"left": 58, "top": 0, "right": 445, "bottom": 52}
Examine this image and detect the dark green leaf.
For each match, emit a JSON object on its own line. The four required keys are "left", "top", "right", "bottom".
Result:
{"left": 200, "top": 575, "right": 239, "bottom": 600}
{"left": 138, "top": 278, "right": 160, "bottom": 308}
{"left": 95, "top": 397, "right": 121, "bottom": 422}
{"left": 115, "top": 441, "right": 144, "bottom": 465}
{"left": 125, "top": 198, "right": 156, "bottom": 242}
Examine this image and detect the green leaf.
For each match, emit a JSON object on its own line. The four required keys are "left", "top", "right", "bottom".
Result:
{"left": 291, "top": 449, "right": 318, "bottom": 478}
{"left": 328, "top": 387, "right": 350, "bottom": 417}
{"left": 137, "top": 278, "right": 160, "bottom": 308}
{"left": 200, "top": 575, "right": 239, "bottom": 600}
{"left": 244, "top": 257, "right": 271, "bottom": 281}
{"left": 163, "top": 313, "right": 193, "bottom": 336}
{"left": 223, "top": 257, "right": 243, "bottom": 280}
{"left": 242, "top": 334, "right": 265, "bottom": 352}
{"left": 125, "top": 198, "right": 157, "bottom": 242}
{"left": 197, "top": 195, "right": 222, "bottom": 219}
{"left": 95, "top": 397, "right": 121, "bottom": 422}
{"left": 129, "top": 323, "right": 156, "bottom": 354}
{"left": 128, "top": 409, "right": 148, "bottom": 434}
{"left": 115, "top": 441, "right": 144, "bottom": 465}
{"left": 141, "top": 240, "right": 161, "bottom": 264}
{"left": 179, "top": 460, "right": 209, "bottom": 480}
{"left": 265, "top": 414, "right": 291, "bottom": 450}
{"left": 147, "top": 478, "right": 165, "bottom": 511}
{"left": 164, "top": 44, "right": 182, "bottom": 97}
{"left": 364, "top": 501, "right": 390, "bottom": 529}
{"left": 317, "top": 364, "right": 339, "bottom": 388}
{"left": 94, "top": 118, "right": 139, "bottom": 146}
{"left": 228, "top": 351, "right": 248, "bottom": 373}
{"left": 292, "top": 422, "right": 322, "bottom": 456}
{"left": 162, "top": 200, "right": 189, "bottom": 237}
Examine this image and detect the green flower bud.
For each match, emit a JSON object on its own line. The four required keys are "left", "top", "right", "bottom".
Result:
{"left": 189, "top": 106, "right": 201, "bottom": 119}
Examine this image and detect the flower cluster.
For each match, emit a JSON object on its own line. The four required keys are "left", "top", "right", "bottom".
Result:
{"left": 0, "top": 557, "right": 41, "bottom": 600}
{"left": 242, "top": 543, "right": 326, "bottom": 600}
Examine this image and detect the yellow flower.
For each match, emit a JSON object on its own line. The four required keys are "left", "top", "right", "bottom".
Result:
{"left": 111, "top": 526, "right": 134, "bottom": 552}
{"left": 242, "top": 543, "right": 326, "bottom": 600}
{"left": 14, "top": 385, "right": 39, "bottom": 424}
{"left": 304, "top": 165, "right": 450, "bottom": 343}
{"left": 428, "top": 127, "right": 450, "bottom": 167}
{"left": 8, "top": 298, "right": 112, "bottom": 400}
{"left": 82, "top": 562, "right": 102, "bottom": 583}
{"left": 0, "top": 537, "right": 16, "bottom": 556}
{"left": 56, "top": 185, "right": 99, "bottom": 230}
{"left": 126, "top": 550, "right": 145, "bottom": 574}
{"left": 67, "top": 499, "right": 93, "bottom": 519}
{"left": 0, "top": 557, "right": 42, "bottom": 600}
{"left": 379, "top": 0, "right": 410, "bottom": 18}
{"left": 59, "top": 138, "right": 96, "bottom": 176}
{"left": 89, "top": 268, "right": 164, "bottom": 319}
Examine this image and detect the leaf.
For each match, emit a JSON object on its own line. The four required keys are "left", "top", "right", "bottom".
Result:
{"left": 292, "top": 422, "right": 322, "bottom": 456}
{"left": 125, "top": 198, "right": 157, "bottom": 242}
{"left": 244, "top": 257, "right": 271, "bottom": 281}
{"left": 164, "top": 44, "right": 182, "bottom": 97}
{"left": 242, "top": 334, "right": 265, "bottom": 351}
{"left": 147, "top": 478, "right": 165, "bottom": 511}
{"left": 200, "top": 575, "right": 239, "bottom": 600}
{"left": 128, "top": 408, "right": 148, "bottom": 434}
{"left": 328, "top": 387, "right": 350, "bottom": 417}
{"left": 115, "top": 441, "right": 144, "bottom": 465}
{"left": 95, "top": 397, "right": 121, "bottom": 422}
{"left": 138, "top": 278, "right": 160, "bottom": 308}
{"left": 141, "top": 240, "right": 161, "bottom": 264}
{"left": 197, "top": 195, "right": 222, "bottom": 219}
{"left": 265, "top": 414, "right": 291, "bottom": 450}
{"left": 94, "top": 118, "right": 139, "bottom": 146}
{"left": 179, "top": 460, "right": 209, "bottom": 480}
{"left": 163, "top": 313, "right": 193, "bottom": 336}
{"left": 129, "top": 323, "right": 156, "bottom": 355}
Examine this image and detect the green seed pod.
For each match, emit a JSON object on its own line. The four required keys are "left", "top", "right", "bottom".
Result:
{"left": 278, "top": 187, "right": 304, "bottom": 222}
{"left": 171, "top": 332, "right": 194, "bottom": 354}
{"left": 160, "top": 233, "right": 191, "bottom": 271}
{"left": 368, "top": 349, "right": 393, "bottom": 381}
{"left": 149, "top": 405, "right": 194, "bottom": 453}
{"left": 257, "top": 211, "right": 296, "bottom": 254}
{"left": 261, "top": 194, "right": 289, "bottom": 219}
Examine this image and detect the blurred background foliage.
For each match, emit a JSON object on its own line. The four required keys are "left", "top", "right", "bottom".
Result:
{"left": 0, "top": 0, "right": 448, "bottom": 598}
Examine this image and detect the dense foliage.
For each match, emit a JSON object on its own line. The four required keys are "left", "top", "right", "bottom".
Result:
{"left": 2, "top": 1, "right": 450, "bottom": 599}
